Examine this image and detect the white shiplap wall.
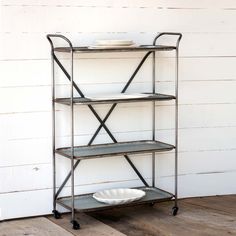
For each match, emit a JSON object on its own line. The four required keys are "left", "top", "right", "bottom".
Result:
{"left": 1, "top": 0, "right": 236, "bottom": 220}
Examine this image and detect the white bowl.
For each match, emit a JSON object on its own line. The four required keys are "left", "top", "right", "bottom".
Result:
{"left": 93, "top": 188, "right": 146, "bottom": 205}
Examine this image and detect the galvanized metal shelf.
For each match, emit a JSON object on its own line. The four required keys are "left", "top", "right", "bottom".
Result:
{"left": 47, "top": 32, "right": 182, "bottom": 229}
{"left": 56, "top": 140, "right": 175, "bottom": 160}
{"left": 54, "top": 45, "right": 176, "bottom": 53}
{"left": 55, "top": 93, "right": 175, "bottom": 105}
{"left": 57, "top": 187, "right": 174, "bottom": 212}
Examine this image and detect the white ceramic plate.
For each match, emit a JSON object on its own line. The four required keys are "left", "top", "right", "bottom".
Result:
{"left": 86, "top": 93, "right": 148, "bottom": 100}
{"left": 93, "top": 188, "right": 146, "bottom": 205}
{"left": 89, "top": 44, "right": 136, "bottom": 49}
{"left": 95, "top": 39, "right": 134, "bottom": 46}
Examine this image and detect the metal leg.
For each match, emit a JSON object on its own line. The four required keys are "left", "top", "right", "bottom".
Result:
{"left": 152, "top": 51, "right": 156, "bottom": 188}
{"left": 70, "top": 50, "right": 75, "bottom": 224}
{"left": 172, "top": 47, "right": 179, "bottom": 217}
{"left": 54, "top": 52, "right": 152, "bottom": 191}
{"left": 51, "top": 52, "right": 56, "bottom": 211}
{"left": 149, "top": 51, "right": 156, "bottom": 207}
{"left": 69, "top": 51, "right": 80, "bottom": 229}
{"left": 51, "top": 51, "right": 62, "bottom": 219}
{"left": 174, "top": 48, "right": 179, "bottom": 209}
{"left": 51, "top": 51, "right": 57, "bottom": 212}
{"left": 153, "top": 32, "right": 182, "bottom": 216}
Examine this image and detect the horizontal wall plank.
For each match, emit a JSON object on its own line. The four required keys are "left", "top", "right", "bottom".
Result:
{"left": 0, "top": 60, "right": 51, "bottom": 87}
{"left": 2, "top": 32, "right": 236, "bottom": 60}
{"left": 1, "top": 103, "right": 236, "bottom": 141}
{"left": 179, "top": 103, "right": 236, "bottom": 128}
{"left": 157, "top": 149, "right": 236, "bottom": 177}
{"left": 0, "top": 160, "right": 147, "bottom": 194}
{"left": 0, "top": 138, "right": 52, "bottom": 167}
{"left": 1, "top": 149, "right": 236, "bottom": 193}
{"left": 2, "top": 0, "right": 236, "bottom": 9}
{"left": 178, "top": 57, "right": 236, "bottom": 81}
{"left": 1, "top": 80, "right": 235, "bottom": 113}
{"left": 0, "top": 86, "right": 51, "bottom": 113}
{"left": 2, "top": 6, "right": 236, "bottom": 33}
{"left": 0, "top": 111, "right": 51, "bottom": 140}
{"left": 1, "top": 126, "right": 236, "bottom": 167}
{"left": 0, "top": 163, "right": 52, "bottom": 194}
{"left": 179, "top": 81, "right": 236, "bottom": 104}
{"left": 0, "top": 188, "right": 53, "bottom": 220}
{"left": 1, "top": 57, "right": 236, "bottom": 88}
{"left": 157, "top": 171, "right": 236, "bottom": 198}
{"left": 0, "top": 179, "right": 145, "bottom": 220}
{"left": 156, "top": 127, "right": 236, "bottom": 153}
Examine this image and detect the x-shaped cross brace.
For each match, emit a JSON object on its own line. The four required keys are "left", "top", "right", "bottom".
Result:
{"left": 53, "top": 50, "right": 152, "bottom": 198}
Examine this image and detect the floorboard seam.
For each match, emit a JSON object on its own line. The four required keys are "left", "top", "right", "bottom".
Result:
{"left": 183, "top": 201, "right": 234, "bottom": 215}
{"left": 47, "top": 216, "right": 76, "bottom": 236}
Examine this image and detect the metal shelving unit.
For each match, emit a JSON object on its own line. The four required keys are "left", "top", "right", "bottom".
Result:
{"left": 47, "top": 32, "right": 182, "bottom": 230}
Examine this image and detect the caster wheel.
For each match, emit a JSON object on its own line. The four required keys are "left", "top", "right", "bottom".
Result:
{"left": 52, "top": 210, "right": 61, "bottom": 219}
{"left": 71, "top": 220, "right": 80, "bottom": 230}
{"left": 149, "top": 202, "right": 155, "bottom": 207}
{"left": 172, "top": 206, "right": 178, "bottom": 216}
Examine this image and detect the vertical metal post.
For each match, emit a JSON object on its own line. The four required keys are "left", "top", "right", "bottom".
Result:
{"left": 51, "top": 51, "right": 56, "bottom": 211}
{"left": 152, "top": 51, "right": 156, "bottom": 187}
{"left": 174, "top": 47, "right": 179, "bottom": 207}
{"left": 47, "top": 35, "right": 80, "bottom": 227}
{"left": 70, "top": 50, "right": 75, "bottom": 222}
{"left": 152, "top": 33, "right": 181, "bottom": 214}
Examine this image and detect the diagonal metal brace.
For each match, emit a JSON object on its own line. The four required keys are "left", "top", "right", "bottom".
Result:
{"left": 54, "top": 55, "right": 120, "bottom": 142}
{"left": 88, "top": 51, "right": 152, "bottom": 145}
{"left": 54, "top": 51, "right": 153, "bottom": 198}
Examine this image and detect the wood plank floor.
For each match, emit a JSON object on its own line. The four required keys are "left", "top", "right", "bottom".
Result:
{"left": 0, "top": 195, "right": 235, "bottom": 236}
{"left": 0, "top": 217, "right": 72, "bottom": 236}
{"left": 89, "top": 195, "right": 236, "bottom": 236}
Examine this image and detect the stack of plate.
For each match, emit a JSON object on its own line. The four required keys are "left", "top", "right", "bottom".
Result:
{"left": 90, "top": 39, "right": 136, "bottom": 49}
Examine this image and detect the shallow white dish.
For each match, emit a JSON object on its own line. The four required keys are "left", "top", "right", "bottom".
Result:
{"left": 95, "top": 39, "right": 134, "bottom": 46}
{"left": 93, "top": 188, "right": 146, "bottom": 205}
{"left": 86, "top": 93, "right": 148, "bottom": 100}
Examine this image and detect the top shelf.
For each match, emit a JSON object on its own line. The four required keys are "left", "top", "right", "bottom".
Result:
{"left": 54, "top": 45, "right": 176, "bottom": 53}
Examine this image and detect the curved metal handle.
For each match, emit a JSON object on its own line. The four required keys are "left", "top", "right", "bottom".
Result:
{"left": 153, "top": 32, "right": 182, "bottom": 48}
{"left": 46, "top": 34, "right": 73, "bottom": 51}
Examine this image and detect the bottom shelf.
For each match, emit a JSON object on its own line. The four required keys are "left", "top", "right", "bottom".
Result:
{"left": 57, "top": 187, "right": 174, "bottom": 212}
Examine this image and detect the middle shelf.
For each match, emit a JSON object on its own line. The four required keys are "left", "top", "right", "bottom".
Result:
{"left": 56, "top": 140, "right": 175, "bottom": 160}
{"left": 55, "top": 93, "right": 175, "bottom": 105}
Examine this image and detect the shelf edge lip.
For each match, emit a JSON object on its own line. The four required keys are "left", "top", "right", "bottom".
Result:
{"left": 56, "top": 187, "right": 174, "bottom": 200}
{"left": 55, "top": 140, "right": 175, "bottom": 160}
{"left": 55, "top": 149, "right": 71, "bottom": 158}
{"left": 56, "top": 197, "right": 174, "bottom": 212}
{"left": 54, "top": 46, "right": 176, "bottom": 53}
{"left": 56, "top": 187, "right": 174, "bottom": 212}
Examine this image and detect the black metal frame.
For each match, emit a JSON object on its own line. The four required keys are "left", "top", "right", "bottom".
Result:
{"left": 47, "top": 32, "right": 182, "bottom": 228}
